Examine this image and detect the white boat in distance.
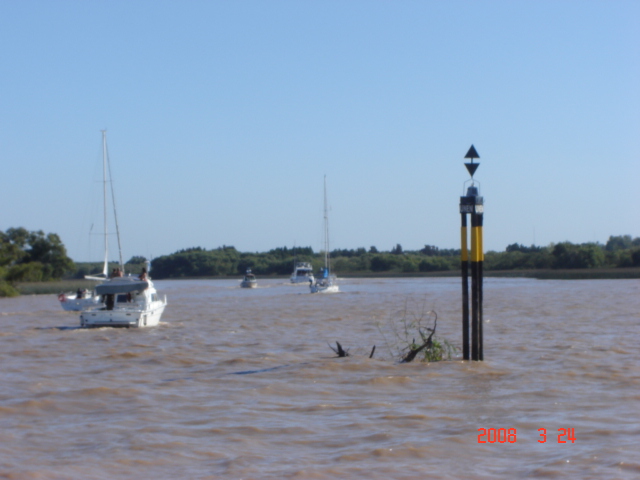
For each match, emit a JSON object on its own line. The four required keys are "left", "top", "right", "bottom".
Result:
{"left": 310, "top": 176, "right": 339, "bottom": 294}
{"left": 240, "top": 269, "right": 258, "bottom": 288}
{"left": 290, "top": 262, "right": 315, "bottom": 284}
{"left": 76, "top": 131, "right": 167, "bottom": 327}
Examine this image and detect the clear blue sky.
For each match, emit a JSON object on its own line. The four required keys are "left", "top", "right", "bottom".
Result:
{"left": 1, "top": 1, "right": 638, "bottom": 263}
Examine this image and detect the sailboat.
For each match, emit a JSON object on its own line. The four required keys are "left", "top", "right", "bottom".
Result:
{"left": 310, "top": 176, "right": 339, "bottom": 294}
{"left": 58, "top": 131, "right": 115, "bottom": 312}
{"left": 77, "top": 131, "right": 167, "bottom": 328}
{"left": 58, "top": 287, "right": 101, "bottom": 311}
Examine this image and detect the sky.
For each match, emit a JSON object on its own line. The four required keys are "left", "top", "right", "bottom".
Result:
{"left": 1, "top": 0, "right": 638, "bottom": 263}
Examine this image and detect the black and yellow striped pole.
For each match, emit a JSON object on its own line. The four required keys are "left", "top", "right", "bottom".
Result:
{"left": 460, "top": 145, "right": 484, "bottom": 361}
{"left": 460, "top": 210, "right": 470, "bottom": 360}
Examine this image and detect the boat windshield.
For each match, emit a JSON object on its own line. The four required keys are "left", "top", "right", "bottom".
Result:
{"left": 116, "top": 294, "right": 130, "bottom": 303}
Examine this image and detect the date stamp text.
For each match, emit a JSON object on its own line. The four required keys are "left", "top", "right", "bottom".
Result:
{"left": 477, "top": 428, "right": 576, "bottom": 443}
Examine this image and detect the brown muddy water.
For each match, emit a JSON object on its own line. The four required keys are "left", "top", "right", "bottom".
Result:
{"left": 0, "top": 277, "right": 638, "bottom": 479}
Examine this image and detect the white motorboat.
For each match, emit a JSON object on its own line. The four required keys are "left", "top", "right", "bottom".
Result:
{"left": 240, "top": 269, "right": 257, "bottom": 288}
{"left": 290, "top": 262, "right": 315, "bottom": 284}
{"left": 310, "top": 176, "right": 339, "bottom": 294}
{"left": 80, "top": 275, "right": 167, "bottom": 328}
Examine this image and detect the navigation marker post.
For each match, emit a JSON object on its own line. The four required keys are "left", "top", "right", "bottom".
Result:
{"left": 459, "top": 145, "right": 484, "bottom": 360}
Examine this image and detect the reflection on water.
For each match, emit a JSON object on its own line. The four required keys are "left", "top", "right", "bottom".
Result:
{"left": 0, "top": 277, "right": 639, "bottom": 479}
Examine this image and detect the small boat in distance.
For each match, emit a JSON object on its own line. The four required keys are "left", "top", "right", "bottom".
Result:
{"left": 290, "top": 262, "right": 314, "bottom": 284}
{"left": 310, "top": 176, "right": 339, "bottom": 294}
{"left": 240, "top": 269, "right": 258, "bottom": 288}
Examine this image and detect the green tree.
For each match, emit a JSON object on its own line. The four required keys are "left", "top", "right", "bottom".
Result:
{"left": 505, "top": 243, "right": 544, "bottom": 253}
{"left": 552, "top": 242, "right": 605, "bottom": 269}
{"left": 418, "top": 256, "right": 453, "bottom": 272}
{"left": 420, "top": 245, "right": 440, "bottom": 256}
{"left": 127, "top": 256, "right": 147, "bottom": 264}
{"left": 0, "top": 229, "right": 27, "bottom": 266}
{"left": 5, "top": 262, "right": 44, "bottom": 282}
{"left": 0, "top": 266, "right": 18, "bottom": 296}
{"left": 0, "top": 228, "right": 75, "bottom": 295}
{"left": 401, "top": 257, "right": 419, "bottom": 273}
{"left": 0, "top": 282, "right": 19, "bottom": 297}
{"left": 605, "top": 235, "right": 633, "bottom": 252}
{"left": 23, "top": 231, "right": 74, "bottom": 279}
{"left": 370, "top": 254, "right": 402, "bottom": 272}
{"left": 0, "top": 228, "right": 74, "bottom": 282}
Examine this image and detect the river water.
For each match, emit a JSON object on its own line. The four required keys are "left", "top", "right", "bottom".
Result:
{"left": 0, "top": 277, "right": 638, "bottom": 479}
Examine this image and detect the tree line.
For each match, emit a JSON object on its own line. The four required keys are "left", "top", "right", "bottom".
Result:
{"left": 146, "top": 236, "right": 640, "bottom": 279}
{"left": 2, "top": 226, "right": 639, "bottom": 297}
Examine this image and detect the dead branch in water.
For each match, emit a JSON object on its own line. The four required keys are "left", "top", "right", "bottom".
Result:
{"left": 400, "top": 317, "right": 436, "bottom": 363}
{"left": 376, "top": 296, "right": 456, "bottom": 363}
{"left": 328, "top": 342, "right": 376, "bottom": 359}
{"left": 329, "top": 341, "right": 350, "bottom": 357}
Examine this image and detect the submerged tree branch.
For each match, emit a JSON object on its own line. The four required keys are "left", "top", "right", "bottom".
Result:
{"left": 401, "top": 318, "right": 436, "bottom": 363}
{"left": 329, "top": 341, "right": 350, "bottom": 357}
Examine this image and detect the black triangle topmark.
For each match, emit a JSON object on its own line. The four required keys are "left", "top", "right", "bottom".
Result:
{"left": 465, "top": 162, "right": 480, "bottom": 177}
{"left": 465, "top": 145, "right": 479, "bottom": 160}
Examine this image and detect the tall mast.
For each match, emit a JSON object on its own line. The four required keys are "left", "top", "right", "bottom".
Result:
{"left": 101, "top": 130, "right": 109, "bottom": 277}
{"left": 323, "top": 175, "right": 330, "bottom": 274}
{"left": 104, "top": 135, "right": 124, "bottom": 272}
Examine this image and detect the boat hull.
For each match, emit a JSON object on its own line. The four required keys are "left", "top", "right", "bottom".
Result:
{"left": 291, "top": 277, "right": 314, "bottom": 284}
{"left": 310, "top": 284, "right": 339, "bottom": 294}
{"left": 80, "top": 301, "right": 166, "bottom": 328}
{"left": 59, "top": 293, "right": 101, "bottom": 312}
{"left": 291, "top": 272, "right": 314, "bottom": 284}
{"left": 240, "top": 281, "right": 257, "bottom": 288}
{"left": 290, "top": 262, "right": 314, "bottom": 284}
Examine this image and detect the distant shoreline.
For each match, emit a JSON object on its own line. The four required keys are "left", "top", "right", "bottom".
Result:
{"left": 337, "top": 268, "right": 640, "bottom": 280}
{"left": 14, "top": 267, "right": 640, "bottom": 295}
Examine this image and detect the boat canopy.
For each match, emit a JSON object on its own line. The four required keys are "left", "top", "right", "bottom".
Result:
{"left": 96, "top": 280, "right": 149, "bottom": 295}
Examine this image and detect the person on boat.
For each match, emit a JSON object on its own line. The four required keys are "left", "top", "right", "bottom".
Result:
{"left": 77, "top": 288, "right": 84, "bottom": 299}
{"left": 110, "top": 268, "right": 123, "bottom": 278}
{"left": 105, "top": 294, "right": 115, "bottom": 310}
{"left": 139, "top": 268, "right": 147, "bottom": 281}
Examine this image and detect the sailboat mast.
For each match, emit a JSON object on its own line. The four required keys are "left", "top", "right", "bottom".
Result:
{"left": 323, "top": 175, "right": 330, "bottom": 274}
{"left": 101, "top": 130, "right": 109, "bottom": 277}
{"left": 104, "top": 137, "right": 125, "bottom": 272}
